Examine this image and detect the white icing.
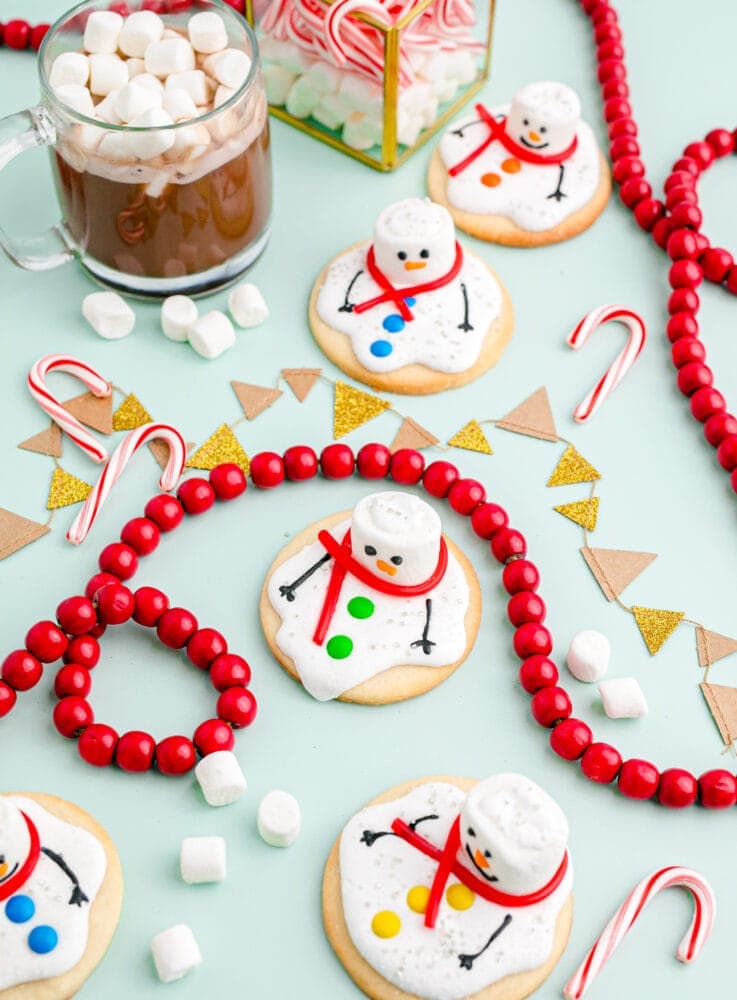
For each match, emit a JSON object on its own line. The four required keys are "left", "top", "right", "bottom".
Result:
{"left": 339, "top": 781, "right": 573, "bottom": 1000}
{"left": 0, "top": 796, "right": 108, "bottom": 991}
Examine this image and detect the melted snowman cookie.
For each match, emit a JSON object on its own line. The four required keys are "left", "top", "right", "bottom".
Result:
{"left": 428, "top": 81, "right": 611, "bottom": 246}
{"left": 308, "top": 198, "right": 514, "bottom": 395}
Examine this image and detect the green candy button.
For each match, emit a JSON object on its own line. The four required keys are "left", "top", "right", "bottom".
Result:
{"left": 327, "top": 635, "right": 353, "bottom": 659}
{"left": 347, "top": 596, "right": 375, "bottom": 620}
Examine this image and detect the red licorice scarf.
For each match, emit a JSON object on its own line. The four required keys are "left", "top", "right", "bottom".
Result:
{"left": 353, "top": 242, "right": 464, "bottom": 322}
{"left": 0, "top": 811, "right": 41, "bottom": 903}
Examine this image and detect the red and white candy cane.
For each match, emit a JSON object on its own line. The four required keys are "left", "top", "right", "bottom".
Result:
{"left": 567, "top": 305, "right": 647, "bottom": 423}
{"left": 67, "top": 422, "right": 186, "bottom": 545}
{"left": 27, "top": 354, "right": 113, "bottom": 463}
{"left": 564, "top": 866, "right": 716, "bottom": 999}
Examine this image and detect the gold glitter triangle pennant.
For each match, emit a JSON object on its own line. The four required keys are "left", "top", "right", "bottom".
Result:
{"left": 447, "top": 420, "right": 492, "bottom": 455}
{"left": 390, "top": 417, "right": 439, "bottom": 453}
{"left": 696, "top": 628, "right": 737, "bottom": 668}
{"left": 554, "top": 497, "right": 599, "bottom": 531}
{"left": 581, "top": 547, "right": 657, "bottom": 602}
{"left": 700, "top": 682, "right": 737, "bottom": 746}
{"left": 231, "top": 381, "right": 283, "bottom": 420}
{"left": 46, "top": 467, "right": 92, "bottom": 510}
{"left": 495, "top": 387, "right": 558, "bottom": 441}
{"left": 282, "top": 368, "right": 322, "bottom": 402}
{"left": 112, "top": 393, "right": 153, "bottom": 431}
{"left": 0, "top": 508, "right": 50, "bottom": 561}
{"left": 333, "top": 381, "right": 390, "bottom": 439}
{"left": 186, "top": 424, "right": 250, "bottom": 474}
{"left": 547, "top": 445, "right": 601, "bottom": 487}
{"left": 18, "top": 423, "right": 63, "bottom": 458}
{"left": 62, "top": 391, "right": 113, "bottom": 435}
{"left": 632, "top": 605, "right": 684, "bottom": 655}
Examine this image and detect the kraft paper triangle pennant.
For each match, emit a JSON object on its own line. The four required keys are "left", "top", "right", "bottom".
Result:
{"left": 390, "top": 417, "right": 439, "bottom": 453}
{"left": 495, "top": 387, "right": 558, "bottom": 441}
{"left": 231, "top": 381, "right": 283, "bottom": 420}
{"left": 0, "top": 508, "right": 50, "bottom": 561}
{"left": 18, "top": 423, "right": 63, "bottom": 458}
{"left": 447, "top": 420, "right": 493, "bottom": 455}
{"left": 631, "top": 605, "right": 684, "bottom": 655}
{"left": 700, "top": 682, "right": 737, "bottom": 746}
{"left": 46, "top": 467, "right": 92, "bottom": 510}
{"left": 186, "top": 424, "right": 250, "bottom": 474}
{"left": 333, "top": 381, "right": 390, "bottom": 438}
{"left": 696, "top": 627, "right": 737, "bottom": 668}
{"left": 581, "top": 547, "right": 657, "bottom": 602}
{"left": 149, "top": 439, "right": 195, "bottom": 471}
{"left": 547, "top": 445, "right": 601, "bottom": 487}
{"left": 112, "top": 393, "right": 153, "bottom": 431}
{"left": 62, "top": 391, "right": 113, "bottom": 435}
{"left": 554, "top": 497, "right": 599, "bottom": 531}
{"left": 282, "top": 368, "right": 322, "bottom": 403}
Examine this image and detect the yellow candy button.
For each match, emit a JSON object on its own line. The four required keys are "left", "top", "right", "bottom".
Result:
{"left": 446, "top": 883, "right": 475, "bottom": 910}
{"left": 371, "top": 910, "right": 401, "bottom": 938}
{"left": 406, "top": 885, "right": 430, "bottom": 914}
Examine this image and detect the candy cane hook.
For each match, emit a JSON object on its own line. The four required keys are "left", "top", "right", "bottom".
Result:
{"left": 563, "top": 866, "right": 716, "bottom": 999}
{"left": 567, "top": 305, "right": 647, "bottom": 423}
{"left": 67, "top": 423, "right": 187, "bottom": 545}
{"left": 28, "top": 354, "right": 113, "bottom": 463}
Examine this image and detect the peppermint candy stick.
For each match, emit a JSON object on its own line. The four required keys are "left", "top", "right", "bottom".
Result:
{"left": 564, "top": 866, "right": 716, "bottom": 1000}
{"left": 28, "top": 354, "right": 112, "bottom": 463}
{"left": 567, "top": 305, "right": 647, "bottom": 423}
{"left": 67, "top": 422, "right": 186, "bottom": 545}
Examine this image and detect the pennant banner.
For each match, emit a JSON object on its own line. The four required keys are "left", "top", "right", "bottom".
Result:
{"left": 701, "top": 682, "right": 737, "bottom": 746}
{"left": 112, "top": 393, "right": 153, "bottom": 431}
{"left": 282, "top": 368, "right": 321, "bottom": 402}
{"left": 632, "top": 605, "right": 684, "bottom": 656}
{"left": 333, "top": 381, "right": 390, "bottom": 438}
{"left": 18, "top": 424, "right": 63, "bottom": 458}
{"left": 47, "top": 467, "right": 92, "bottom": 510}
{"left": 581, "top": 547, "right": 657, "bottom": 602}
{"left": 447, "top": 420, "right": 492, "bottom": 455}
{"left": 547, "top": 445, "right": 601, "bottom": 487}
{"left": 696, "top": 627, "right": 737, "bottom": 668}
{"left": 231, "top": 381, "right": 282, "bottom": 420}
{"left": 186, "top": 425, "right": 250, "bottom": 474}
{"left": 0, "top": 509, "right": 50, "bottom": 561}
{"left": 495, "top": 387, "right": 558, "bottom": 441}
{"left": 390, "top": 417, "right": 438, "bottom": 453}
{"left": 62, "top": 391, "right": 113, "bottom": 435}
{"left": 554, "top": 497, "right": 599, "bottom": 531}
{"left": 150, "top": 439, "right": 195, "bottom": 471}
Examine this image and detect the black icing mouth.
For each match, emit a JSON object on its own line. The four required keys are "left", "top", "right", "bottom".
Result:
{"left": 0, "top": 862, "right": 19, "bottom": 883}
{"left": 465, "top": 844, "right": 498, "bottom": 882}
{"left": 519, "top": 136, "right": 550, "bottom": 150}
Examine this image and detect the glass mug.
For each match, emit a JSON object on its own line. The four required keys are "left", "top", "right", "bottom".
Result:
{"left": 0, "top": 0, "right": 272, "bottom": 296}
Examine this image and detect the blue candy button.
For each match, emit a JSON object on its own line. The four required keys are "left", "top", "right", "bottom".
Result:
{"left": 404, "top": 297, "right": 416, "bottom": 307}
{"left": 5, "top": 895, "right": 35, "bottom": 924}
{"left": 28, "top": 925, "right": 58, "bottom": 955}
{"left": 370, "top": 340, "right": 393, "bottom": 358}
{"left": 382, "top": 314, "right": 405, "bottom": 333}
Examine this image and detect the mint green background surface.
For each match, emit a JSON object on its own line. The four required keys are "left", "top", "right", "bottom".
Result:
{"left": 2, "top": 2, "right": 737, "bottom": 997}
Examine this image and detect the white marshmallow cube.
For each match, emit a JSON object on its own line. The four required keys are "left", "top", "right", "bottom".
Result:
{"left": 165, "top": 69, "right": 209, "bottom": 105}
{"left": 161, "top": 295, "right": 198, "bottom": 341}
{"left": 151, "top": 924, "right": 202, "bottom": 984}
{"left": 118, "top": 9, "right": 164, "bottom": 58}
{"left": 209, "top": 48, "right": 251, "bottom": 89}
{"left": 180, "top": 836, "right": 226, "bottom": 884}
{"left": 49, "top": 52, "right": 89, "bottom": 89}
{"left": 98, "top": 130, "right": 136, "bottom": 162}
{"left": 434, "top": 78, "right": 459, "bottom": 104}
{"left": 285, "top": 75, "right": 319, "bottom": 119}
{"left": 228, "top": 283, "right": 268, "bottom": 328}
{"left": 82, "top": 292, "right": 135, "bottom": 340}
{"left": 115, "top": 81, "right": 162, "bottom": 122}
{"left": 339, "top": 73, "right": 383, "bottom": 114}
{"left": 567, "top": 630, "right": 611, "bottom": 683}
{"left": 257, "top": 790, "right": 301, "bottom": 848}
{"left": 188, "top": 12, "right": 228, "bottom": 54}
{"left": 276, "top": 40, "right": 313, "bottom": 74}
{"left": 95, "top": 89, "right": 123, "bottom": 124}
{"left": 83, "top": 10, "right": 123, "bottom": 54}
{"left": 89, "top": 53, "right": 128, "bottom": 96}
{"left": 599, "top": 677, "right": 648, "bottom": 719}
{"left": 189, "top": 311, "right": 235, "bottom": 360}
{"left": 168, "top": 123, "right": 211, "bottom": 160}
{"left": 128, "top": 107, "right": 175, "bottom": 158}
{"left": 132, "top": 72, "right": 165, "bottom": 95}
{"left": 397, "top": 111, "right": 423, "bottom": 147}
{"left": 305, "top": 61, "right": 341, "bottom": 96}
{"left": 163, "top": 87, "right": 198, "bottom": 121}
{"left": 126, "top": 57, "right": 146, "bottom": 79}
{"left": 144, "top": 38, "right": 195, "bottom": 78}
{"left": 54, "top": 84, "right": 96, "bottom": 118}
{"left": 263, "top": 63, "right": 296, "bottom": 106}
{"left": 213, "top": 84, "right": 235, "bottom": 108}
{"left": 312, "top": 98, "right": 344, "bottom": 131}
{"left": 343, "top": 112, "right": 379, "bottom": 151}
{"left": 195, "top": 750, "right": 247, "bottom": 806}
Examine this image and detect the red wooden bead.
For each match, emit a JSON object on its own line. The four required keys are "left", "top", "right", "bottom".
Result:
{"left": 518, "top": 655, "right": 558, "bottom": 694}
{"left": 116, "top": 730, "right": 156, "bottom": 772}
{"left": 603, "top": 97, "right": 631, "bottom": 123}
{"left": 356, "top": 443, "right": 391, "bottom": 479}
{"left": 666, "top": 313, "right": 698, "bottom": 342}
{"left": 671, "top": 337, "right": 705, "bottom": 368}
{"left": 25, "top": 621, "right": 67, "bottom": 662}
{"left": 320, "top": 444, "right": 355, "bottom": 479}
{"left": 2, "top": 650, "right": 42, "bottom": 691}
{"left": 390, "top": 449, "right": 425, "bottom": 485}
{"left": 699, "top": 769, "right": 737, "bottom": 809}
{"left": 95, "top": 583, "right": 134, "bottom": 626}
{"left": 618, "top": 758, "right": 660, "bottom": 800}
{"left": 665, "top": 186, "right": 698, "bottom": 210}
{"left": 683, "top": 140, "right": 715, "bottom": 169}
{"left": 210, "top": 653, "right": 252, "bottom": 691}
{"left": 502, "top": 559, "right": 540, "bottom": 594}
{"left": 717, "top": 434, "right": 737, "bottom": 471}
{"left": 156, "top": 735, "right": 196, "bottom": 775}
{"left": 157, "top": 608, "right": 198, "bottom": 648}
{"left": 550, "top": 718, "right": 592, "bottom": 760}
{"left": 581, "top": 0, "right": 601, "bottom": 14}
{"left": 609, "top": 136, "right": 639, "bottom": 160}
{"left": 79, "top": 724, "right": 118, "bottom": 767}
{"left": 470, "top": 503, "right": 508, "bottom": 539}
{"left": 132, "top": 586, "right": 169, "bottom": 627}
{"left": 4, "top": 19, "right": 31, "bottom": 48}
{"left": 120, "top": 517, "right": 160, "bottom": 555}
{"left": 249, "top": 452, "right": 285, "bottom": 488}
{"left": 177, "top": 477, "right": 216, "bottom": 513}
{"left": 633, "top": 197, "right": 664, "bottom": 232}
{"left": 530, "top": 686, "right": 571, "bottom": 728}
{"left": 30, "top": 23, "right": 50, "bottom": 49}
{"left": 677, "top": 362, "right": 712, "bottom": 396}
{"left": 581, "top": 742, "right": 622, "bottom": 783}
{"left": 608, "top": 117, "right": 636, "bottom": 140}
{"left": 99, "top": 542, "right": 139, "bottom": 580}
{"left": 187, "top": 628, "right": 228, "bottom": 669}
{"left": 666, "top": 228, "right": 699, "bottom": 261}
{"left": 619, "top": 177, "right": 650, "bottom": 208}
{"left": 669, "top": 260, "right": 703, "bottom": 289}
{"left": 54, "top": 664, "right": 91, "bottom": 699}
{"left": 601, "top": 79, "right": 628, "bottom": 101}
{"left": 668, "top": 288, "right": 699, "bottom": 314}
{"left": 594, "top": 23, "right": 621, "bottom": 44}
{"left": 692, "top": 232, "right": 710, "bottom": 256}
{"left": 194, "top": 718, "right": 235, "bottom": 755}
{"left": 597, "top": 57, "right": 626, "bottom": 84}
{"left": 217, "top": 686, "right": 257, "bottom": 728}
{"left": 63, "top": 635, "right": 100, "bottom": 670}
{"left": 701, "top": 247, "right": 734, "bottom": 283}
{"left": 490, "top": 528, "right": 527, "bottom": 563}
{"left": 507, "top": 591, "right": 546, "bottom": 626}
{"left": 422, "top": 460, "right": 459, "bottom": 498}
{"left": 448, "top": 478, "right": 486, "bottom": 515}
{"left": 651, "top": 217, "right": 674, "bottom": 250}
{"left": 513, "top": 622, "right": 552, "bottom": 658}
{"left": 727, "top": 266, "right": 737, "bottom": 295}
{"left": 53, "top": 696, "right": 93, "bottom": 738}
{"left": 0, "top": 682, "right": 17, "bottom": 718}
{"left": 658, "top": 768, "right": 698, "bottom": 808}
{"left": 283, "top": 446, "right": 318, "bottom": 481}
{"left": 56, "top": 596, "right": 97, "bottom": 636}
{"left": 85, "top": 572, "right": 120, "bottom": 601}
{"left": 664, "top": 170, "right": 696, "bottom": 193}
{"left": 672, "top": 155, "right": 700, "bottom": 177}
{"left": 690, "top": 387, "right": 726, "bottom": 423}
{"left": 669, "top": 202, "right": 702, "bottom": 230}
{"left": 591, "top": 3, "right": 617, "bottom": 25}
{"left": 597, "top": 39, "right": 624, "bottom": 60}
{"left": 88, "top": 623, "right": 107, "bottom": 639}
{"left": 705, "top": 128, "right": 734, "bottom": 157}
{"left": 704, "top": 413, "right": 737, "bottom": 447}
{"left": 612, "top": 155, "right": 644, "bottom": 183}
{"left": 144, "top": 494, "right": 184, "bottom": 531}
{"left": 209, "top": 463, "right": 247, "bottom": 499}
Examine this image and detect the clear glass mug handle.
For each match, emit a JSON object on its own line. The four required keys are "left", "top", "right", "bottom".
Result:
{"left": 0, "top": 105, "right": 74, "bottom": 271}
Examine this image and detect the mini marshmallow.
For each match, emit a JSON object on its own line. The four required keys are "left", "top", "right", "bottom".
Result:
{"left": 128, "top": 107, "right": 175, "bottom": 158}
{"left": 144, "top": 38, "right": 195, "bottom": 78}
{"left": 421, "top": 51, "right": 449, "bottom": 83}
{"left": 214, "top": 85, "right": 236, "bottom": 108}
{"left": 168, "top": 123, "right": 211, "bottom": 159}
{"left": 285, "top": 76, "right": 319, "bottom": 119}
{"left": 339, "top": 73, "right": 383, "bottom": 115}
{"left": 126, "top": 57, "right": 146, "bottom": 79}
{"left": 97, "top": 130, "right": 136, "bottom": 162}
{"left": 132, "top": 72, "right": 165, "bottom": 95}
{"left": 180, "top": 836, "right": 226, "bottom": 884}
{"left": 189, "top": 310, "right": 235, "bottom": 359}
{"left": 161, "top": 295, "right": 198, "bottom": 341}
{"left": 49, "top": 52, "right": 89, "bottom": 89}
{"left": 89, "top": 53, "right": 129, "bottom": 96}
{"left": 567, "top": 629, "right": 611, "bottom": 683}
{"left": 188, "top": 11, "right": 228, "bottom": 54}
{"left": 115, "top": 81, "right": 162, "bottom": 122}
{"left": 433, "top": 78, "right": 459, "bottom": 104}
{"left": 342, "top": 112, "right": 380, "bottom": 151}
{"left": 195, "top": 750, "right": 247, "bottom": 806}
{"left": 446, "top": 48, "right": 478, "bottom": 85}
{"left": 312, "top": 97, "right": 345, "bottom": 131}
{"left": 118, "top": 9, "right": 164, "bottom": 57}
{"left": 151, "top": 924, "right": 202, "bottom": 984}
{"left": 53, "top": 84, "right": 95, "bottom": 118}
{"left": 599, "top": 677, "right": 648, "bottom": 719}
{"left": 420, "top": 95, "right": 440, "bottom": 129}
{"left": 263, "top": 64, "right": 296, "bottom": 106}
{"left": 257, "top": 790, "right": 301, "bottom": 848}
{"left": 208, "top": 48, "right": 251, "bottom": 89}
{"left": 228, "top": 283, "right": 268, "bottom": 328}
{"left": 163, "top": 87, "right": 198, "bottom": 121}
{"left": 165, "top": 69, "right": 209, "bottom": 105}
{"left": 397, "top": 111, "right": 424, "bottom": 147}
{"left": 94, "top": 89, "right": 123, "bottom": 124}
{"left": 82, "top": 291, "right": 135, "bottom": 339}
{"left": 83, "top": 10, "right": 123, "bottom": 54}
{"left": 305, "top": 61, "right": 341, "bottom": 96}
{"left": 276, "top": 40, "right": 314, "bottom": 75}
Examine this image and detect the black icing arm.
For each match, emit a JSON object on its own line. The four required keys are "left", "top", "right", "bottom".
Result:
{"left": 338, "top": 269, "right": 363, "bottom": 313}
{"left": 41, "top": 847, "right": 89, "bottom": 907}
{"left": 458, "top": 282, "right": 473, "bottom": 332}
{"left": 279, "top": 552, "right": 332, "bottom": 602}
{"left": 458, "top": 914, "right": 512, "bottom": 970}
{"left": 411, "top": 599, "right": 436, "bottom": 655}
{"left": 360, "top": 813, "right": 438, "bottom": 847}
{"left": 546, "top": 163, "right": 567, "bottom": 202}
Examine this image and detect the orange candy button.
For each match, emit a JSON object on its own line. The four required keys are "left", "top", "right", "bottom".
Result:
{"left": 481, "top": 172, "right": 501, "bottom": 187}
{"left": 502, "top": 158, "right": 521, "bottom": 173}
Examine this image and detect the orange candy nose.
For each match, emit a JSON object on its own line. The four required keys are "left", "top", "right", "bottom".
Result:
{"left": 528, "top": 130, "right": 541, "bottom": 142}
{"left": 474, "top": 849, "right": 490, "bottom": 869}
{"left": 404, "top": 260, "right": 426, "bottom": 271}
{"left": 0, "top": 862, "right": 8, "bottom": 879}
{"left": 481, "top": 172, "right": 501, "bottom": 187}
{"left": 376, "top": 559, "right": 397, "bottom": 576}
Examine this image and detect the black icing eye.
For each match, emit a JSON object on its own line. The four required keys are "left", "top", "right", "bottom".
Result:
{"left": 364, "top": 545, "right": 377, "bottom": 556}
{"left": 390, "top": 555, "right": 403, "bottom": 565}
{"left": 522, "top": 118, "right": 529, "bottom": 126}
{"left": 397, "top": 251, "right": 407, "bottom": 260}
{"left": 484, "top": 850, "right": 492, "bottom": 858}
{"left": 467, "top": 827, "right": 475, "bottom": 838}
{"left": 420, "top": 249, "right": 429, "bottom": 259}
{"left": 540, "top": 126, "right": 547, "bottom": 133}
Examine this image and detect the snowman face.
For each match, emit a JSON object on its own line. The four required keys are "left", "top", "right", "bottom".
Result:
{"left": 350, "top": 491, "right": 442, "bottom": 585}
{"left": 505, "top": 81, "right": 582, "bottom": 156}
{"left": 373, "top": 197, "right": 456, "bottom": 287}
{"left": 0, "top": 799, "right": 31, "bottom": 887}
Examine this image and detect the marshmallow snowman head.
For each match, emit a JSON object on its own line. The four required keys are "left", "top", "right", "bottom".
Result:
{"left": 373, "top": 198, "right": 456, "bottom": 287}
{"left": 350, "top": 491, "right": 442, "bottom": 585}
{"left": 458, "top": 773, "right": 568, "bottom": 895}
{"left": 505, "top": 81, "right": 581, "bottom": 156}
{"left": 0, "top": 799, "right": 32, "bottom": 888}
